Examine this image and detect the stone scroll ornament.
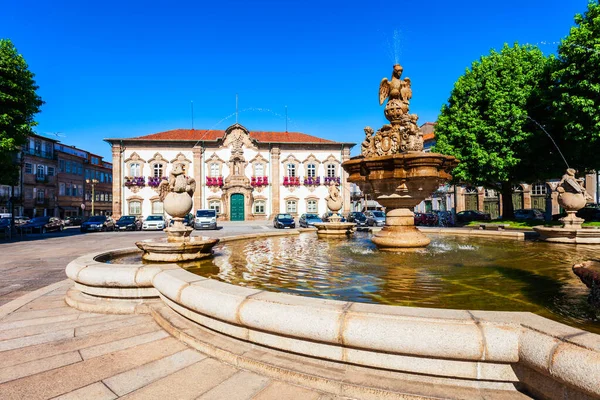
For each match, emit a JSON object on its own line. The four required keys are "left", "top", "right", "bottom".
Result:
{"left": 158, "top": 163, "right": 196, "bottom": 219}
{"left": 361, "top": 64, "right": 423, "bottom": 157}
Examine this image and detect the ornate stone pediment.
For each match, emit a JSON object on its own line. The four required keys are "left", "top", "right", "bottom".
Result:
{"left": 221, "top": 124, "right": 258, "bottom": 151}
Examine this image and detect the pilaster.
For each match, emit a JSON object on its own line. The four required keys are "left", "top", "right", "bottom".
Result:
{"left": 111, "top": 144, "right": 122, "bottom": 218}
{"left": 193, "top": 146, "right": 203, "bottom": 211}
{"left": 342, "top": 146, "right": 351, "bottom": 213}
{"left": 270, "top": 147, "right": 281, "bottom": 216}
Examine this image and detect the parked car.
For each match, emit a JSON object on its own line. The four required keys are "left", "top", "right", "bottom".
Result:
{"left": 115, "top": 215, "right": 142, "bottom": 231}
{"left": 142, "top": 215, "right": 166, "bottom": 231}
{"left": 299, "top": 213, "right": 322, "bottom": 228}
{"left": 19, "top": 216, "right": 64, "bottom": 233}
{"left": 168, "top": 214, "right": 194, "bottom": 228}
{"left": 64, "top": 216, "right": 83, "bottom": 226}
{"left": 81, "top": 215, "right": 115, "bottom": 232}
{"left": 321, "top": 212, "right": 346, "bottom": 222}
{"left": 194, "top": 209, "right": 218, "bottom": 230}
{"left": 576, "top": 206, "right": 600, "bottom": 222}
{"left": 365, "top": 210, "right": 386, "bottom": 227}
{"left": 514, "top": 209, "right": 545, "bottom": 221}
{"left": 14, "top": 216, "right": 30, "bottom": 226}
{"left": 0, "top": 217, "right": 10, "bottom": 236}
{"left": 414, "top": 212, "right": 439, "bottom": 226}
{"left": 455, "top": 210, "right": 491, "bottom": 224}
{"left": 346, "top": 211, "right": 369, "bottom": 228}
{"left": 273, "top": 213, "right": 295, "bottom": 229}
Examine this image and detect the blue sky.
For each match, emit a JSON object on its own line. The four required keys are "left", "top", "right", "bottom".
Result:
{"left": 1, "top": 0, "right": 591, "bottom": 159}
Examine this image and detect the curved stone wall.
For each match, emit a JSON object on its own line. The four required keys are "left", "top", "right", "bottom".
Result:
{"left": 64, "top": 232, "right": 600, "bottom": 399}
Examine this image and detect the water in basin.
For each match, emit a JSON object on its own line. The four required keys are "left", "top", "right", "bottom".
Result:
{"left": 110, "top": 232, "right": 600, "bottom": 333}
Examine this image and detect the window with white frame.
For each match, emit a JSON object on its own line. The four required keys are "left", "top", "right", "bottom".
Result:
{"left": 25, "top": 163, "right": 32, "bottom": 174}
{"left": 129, "top": 163, "right": 140, "bottom": 177}
{"left": 48, "top": 167, "right": 55, "bottom": 176}
{"left": 532, "top": 184, "right": 547, "bottom": 195}
{"left": 326, "top": 164, "right": 336, "bottom": 178}
{"left": 129, "top": 200, "right": 141, "bottom": 215}
{"left": 36, "top": 165, "right": 45, "bottom": 179}
{"left": 307, "top": 164, "right": 316, "bottom": 178}
{"left": 209, "top": 200, "right": 221, "bottom": 214}
{"left": 153, "top": 163, "right": 163, "bottom": 178}
{"left": 254, "top": 200, "right": 265, "bottom": 214}
{"left": 287, "top": 164, "right": 296, "bottom": 177}
{"left": 307, "top": 199, "right": 318, "bottom": 213}
{"left": 484, "top": 189, "right": 497, "bottom": 198}
{"left": 59, "top": 183, "right": 65, "bottom": 196}
{"left": 210, "top": 163, "right": 219, "bottom": 177}
{"left": 152, "top": 201, "right": 163, "bottom": 214}
{"left": 37, "top": 189, "right": 44, "bottom": 202}
{"left": 286, "top": 200, "right": 297, "bottom": 214}
{"left": 254, "top": 163, "right": 264, "bottom": 177}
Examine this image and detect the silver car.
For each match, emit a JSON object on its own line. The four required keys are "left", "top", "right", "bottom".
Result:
{"left": 365, "top": 211, "right": 386, "bottom": 227}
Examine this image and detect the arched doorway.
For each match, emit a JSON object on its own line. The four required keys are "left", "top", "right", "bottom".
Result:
{"left": 512, "top": 185, "right": 524, "bottom": 210}
{"left": 464, "top": 187, "right": 478, "bottom": 211}
{"left": 230, "top": 193, "right": 245, "bottom": 221}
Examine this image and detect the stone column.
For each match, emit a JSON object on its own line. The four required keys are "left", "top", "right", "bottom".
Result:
{"left": 477, "top": 188, "right": 485, "bottom": 212}
{"left": 111, "top": 144, "right": 122, "bottom": 218}
{"left": 342, "top": 146, "right": 351, "bottom": 214}
{"left": 193, "top": 146, "right": 203, "bottom": 211}
{"left": 270, "top": 147, "right": 281, "bottom": 217}
{"left": 523, "top": 185, "right": 532, "bottom": 209}
{"left": 455, "top": 186, "right": 465, "bottom": 212}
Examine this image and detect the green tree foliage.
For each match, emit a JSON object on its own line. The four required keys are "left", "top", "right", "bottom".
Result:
{"left": 551, "top": 0, "right": 600, "bottom": 172}
{"left": 0, "top": 39, "right": 44, "bottom": 185}
{"left": 433, "top": 43, "right": 551, "bottom": 219}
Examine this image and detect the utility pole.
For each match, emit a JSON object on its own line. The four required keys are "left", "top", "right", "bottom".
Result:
{"left": 285, "top": 106, "right": 288, "bottom": 132}
{"left": 191, "top": 101, "right": 194, "bottom": 130}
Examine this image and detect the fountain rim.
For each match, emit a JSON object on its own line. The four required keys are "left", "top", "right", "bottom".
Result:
{"left": 64, "top": 228, "right": 600, "bottom": 397}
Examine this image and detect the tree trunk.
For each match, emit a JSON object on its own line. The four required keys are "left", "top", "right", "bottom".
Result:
{"left": 501, "top": 181, "right": 515, "bottom": 220}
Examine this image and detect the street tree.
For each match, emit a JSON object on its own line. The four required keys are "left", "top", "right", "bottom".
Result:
{"left": 433, "top": 43, "right": 552, "bottom": 219}
{"left": 551, "top": 0, "right": 600, "bottom": 172}
{"left": 0, "top": 39, "right": 44, "bottom": 185}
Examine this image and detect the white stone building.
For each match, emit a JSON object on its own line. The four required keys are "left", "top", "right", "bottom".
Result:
{"left": 105, "top": 124, "right": 356, "bottom": 221}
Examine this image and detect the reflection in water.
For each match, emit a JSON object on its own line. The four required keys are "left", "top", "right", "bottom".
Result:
{"left": 111, "top": 232, "right": 600, "bottom": 333}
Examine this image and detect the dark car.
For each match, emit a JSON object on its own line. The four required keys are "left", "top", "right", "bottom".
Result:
{"left": 0, "top": 217, "right": 10, "bottom": 236}
{"left": 115, "top": 215, "right": 142, "bottom": 231}
{"left": 346, "top": 211, "right": 369, "bottom": 228}
{"left": 298, "top": 213, "right": 322, "bottom": 228}
{"left": 81, "top": 215, "right": 115, "bottom": 232}
{"left": 169, "top": 214, "right": 194, "bottom": 228}
{"left": 455, "top": 210, "right": 491, "bottom": 224}
{"left": 64, "top": 216, "right": 83, "bottom": 226}
{"left": 19, "top": 216, "right": 64, "bottom": 233}
{"left": 273, "top": 213, "right": 295, "bottom": 229}
{"left": 321, "top": 212, "right": 347, "bottom": 222}
{"left": 365, "top": 210, "right": 386, "bottom": 227}
{"left": 514, "top": 209, "right": 545, "bottom": 221}
{"left": 576, "top": 206, "right": 600, "bottom": 222}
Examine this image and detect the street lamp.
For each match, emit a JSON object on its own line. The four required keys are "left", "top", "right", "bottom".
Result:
{"left": 86, "top": 179, "right": 99, "bottom": 215}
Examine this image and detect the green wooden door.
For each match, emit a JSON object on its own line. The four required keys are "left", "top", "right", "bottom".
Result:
{"left": 512, "top": 193, "right": 523, "bottom": 210}
{"left": 465, "top": 194, "right": 478, "bottom": 211}
{"left": 484, "top": 200, "right": 500, "bottom": 220}
{"left": 230, "top": 194, "right": 245, "bottom": 221}
{"left": 531, "top": 195, "right": 545, "bottom": 211}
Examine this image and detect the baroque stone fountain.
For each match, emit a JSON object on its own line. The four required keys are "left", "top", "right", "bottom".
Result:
{"left": 342, "top": 64, "right": 458, "bottom": 250}
{"left": 313, "top": 181, "right": 355, "bottom": 236}
{"left": 135, "top": 162, "right": 219, "bottom": 262}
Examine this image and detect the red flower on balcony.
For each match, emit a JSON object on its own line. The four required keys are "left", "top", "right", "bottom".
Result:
{"left": 206, "top": 176, "right": 223, "bottom": 187}
{"left": 283, "top": 176, "right": 300, "bottom": 187}
{"left": 251, "top": 176, "right": 269, "bottom": 187}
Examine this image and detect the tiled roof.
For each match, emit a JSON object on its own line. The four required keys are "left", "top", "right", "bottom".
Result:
{"left": 133, "top": 129, "right": 337, "bottom": 144}
{"left": 423, "top": 132, "right": 435, "bottom": 141}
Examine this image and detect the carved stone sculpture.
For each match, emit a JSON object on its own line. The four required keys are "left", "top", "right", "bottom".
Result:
{"left": 556, "top": 168, "right": 593, "bottom": 229}
{"left": 158, "top": 162, "right": 196, "bottom": 240}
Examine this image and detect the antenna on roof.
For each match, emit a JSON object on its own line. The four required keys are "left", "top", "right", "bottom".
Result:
{"left": 191, "top": 101, "right": 194, "bottom": 130}
{"left": 285, "top": 106, "right": 288, "bottom": 133}
{"left": 235, "top": 94, "right": 239, "bottom": 124}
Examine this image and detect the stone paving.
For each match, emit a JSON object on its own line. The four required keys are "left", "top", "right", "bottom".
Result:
{"left": 0, "top": 283, "right": 334, "bottom": 399}
{"left": 0, "top": 221, "right": 278, "bottom": 306}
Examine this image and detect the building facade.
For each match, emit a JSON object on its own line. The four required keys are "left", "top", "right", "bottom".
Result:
{"left": 106, "top": 124, "right": 355, "bottom": 220}
{"left": 22, "top": 134, "right": 59, "bottom": 218}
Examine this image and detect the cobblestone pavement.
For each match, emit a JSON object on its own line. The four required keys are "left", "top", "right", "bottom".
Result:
{"left": 0, "top": 284, "right": 331, "bottom": 400}
{"left": 0, "top": 221, "right": 280, "bottom": 306}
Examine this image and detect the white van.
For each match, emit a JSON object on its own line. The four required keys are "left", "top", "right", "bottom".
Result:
{"left": 194, "top": 209, "right": 217, "bottom": 230}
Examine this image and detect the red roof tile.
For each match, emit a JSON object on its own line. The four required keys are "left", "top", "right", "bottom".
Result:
{"left": 134, "top": 129, "right": 337, "bottom": 144}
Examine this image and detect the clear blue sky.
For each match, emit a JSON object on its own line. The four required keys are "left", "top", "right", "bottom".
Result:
{"left": 1, "top": 0, "right": 591, "bottom": 159}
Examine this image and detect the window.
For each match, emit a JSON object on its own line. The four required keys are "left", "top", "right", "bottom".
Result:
{"left": 484, "top": 189, "right": 497, "bottom": 198}
{"left": 37, "top": 189, "right": 44, "bottom": 202}
{"left": 209, "top": 200, "right": 221, "bottom": 214}
{"left": 85, "top": 191, "right": 91, "bottom": 201}
{"left": 34, "top": 140, "right": 41, "bottom": 154}
{"left": 307, "top": 199, "right": 318, "bottom": 213}
{"left": 130, "top": 163, "right": 140, "bottom": 177}
{"left": 92, "top": 157, "right": 99, "bottom": 165}
{"left": 153, "top": 163, "right": 163, "bottom": 178}
{"left": 532, "top": 184, "right": 547, "bottom": 195}
{"left": 254, "top": 200, "right": 265, "bottom": 214}
{"left": 327, "top": 164, "right": 336, "bottom": 178}
{"left": 287, "top": 164, "right": 296, "bottom": 178}
{"left": 109, "top": 193, "right": 113, "bottom": 202}
{"left": 210, "top": 163, "right": 219, "bottom": 177}
{"left": 129, "top": 200, "right": 141, "bottom": 215}
{"left": 66, "top": 184, "right": 72, "bottom": 196}
{"left": 286, "top": 200, "right": 297, "bottom": 214}
{"left": 65, "top": 161, "right": 71, "bottom": 174}
{"left": 307, "top": 164, "right": 316, "bottom": 178}
{"left": 59, "top": 183, "right": 65, "bottom": 196}
{"left": 47, "top": 167, "right": 55, "bottom": 177}
{"left": 59, "top": 160, "right": 65, "bottom": 172}
{"left": 77, "top": 163, "right": 83, "bottom": 175}
{"left": 152, "top": 201, "right": 163, "bottom": 214}
{"left": 25, "top": 163, "right": 32, "bottom": 174}
{"left": 254, "top": 163, "right": 264, "bottom": 177}
{"left": 37, "top": 165, "right": 45, "bottom": 179}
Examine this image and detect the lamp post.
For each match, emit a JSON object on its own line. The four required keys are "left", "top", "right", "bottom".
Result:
{"left": 86, "top": 179, "right": 99, "bottom": 215}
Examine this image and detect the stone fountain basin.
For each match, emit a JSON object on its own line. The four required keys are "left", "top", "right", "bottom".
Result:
{"left": 64, "top": 230, "right": 600, "bottom": 399}
{"left": 135, "top": 236, "right": 220, "bottom": 262}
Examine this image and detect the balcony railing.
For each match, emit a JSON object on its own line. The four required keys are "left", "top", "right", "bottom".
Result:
{"left": 24, "top": 148, "right": 56, "bottom": 159}
{"left": 36, "top": 174, "right": 48, "bottom": 183}
{"left": 35, "top": 198, "right": 50, "bottom": 206}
